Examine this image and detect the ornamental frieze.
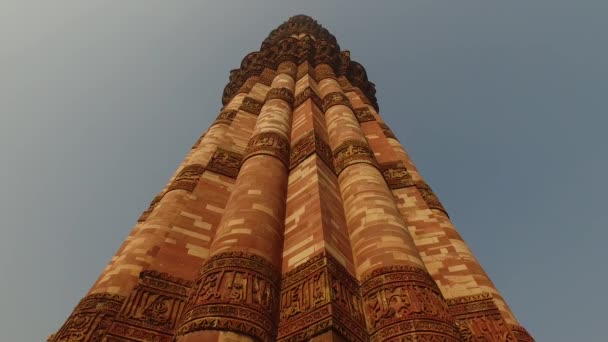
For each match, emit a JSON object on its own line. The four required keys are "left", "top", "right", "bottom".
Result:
{"left": 259, "top": 68, "right": 277, "bottom": 86}
{"left": 360, "top": 266, "right": 461, "bottom": 342}
{"left": 244, "top": 131, "right": 290, "bottom": 167}
{"left": 380, "top": 162, "right": 415, "bottom": 189}
{"left": 167, "top": 164, "right": 205, "bottom": 193}
{"left": 50, "top": 293, "right": 125, "bottom": 342}
{"left": 206, "top": 147, "right": 243, "bottom": 179}
{"left": 212, "top": 109, "right": 237, "bottom": 126}
{"left": 177, "top": 252, "right": 280, "bottom": 342}
{"left": 509, "top": 324, "right": 535, "bottom": 341}
{"left": 294, "top": 87, "right": 322, "bottom": 109}
{"left": 322, "top": 92, "right": 353, "bottom": 112}
{"left": 106, "top": 271, "right": 193, "bottom": 342}
{"left": 289, "top": 130, "right": 335, "bottom": 173}
{"left": 379, "top": 122, "right": 397, "bottom": 140}
{"left": 333, "top": 139, "right": 379, "bottom": 175}
{"left": 446, "top": 293, "right": 520, "bottom": 342}
{"left": 277, "top": 253, "right": 367, "bottom": 342}
{"left": 265, "top": 87, "right": 295, "bottom": 108}
{"left": 239, "top": 96, "right": 264, "bottom": 115}
{"left": 354, "top": 107, "right": 375, "bottom": 123}
{"left": 138, "top": 192, "right": 165, "bottom": 222}
{"left": 414, "top": 180, "right": 449, "bottom": 216}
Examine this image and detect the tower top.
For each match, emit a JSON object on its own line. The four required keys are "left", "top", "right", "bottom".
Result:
{"left": 222, "top": 15, "right": 379, "bottom": 111}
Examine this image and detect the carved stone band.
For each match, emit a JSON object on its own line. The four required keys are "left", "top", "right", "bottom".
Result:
{"left": 265, "top": 87, "right": 295, "bottom": 108}
{"left": 167, "top": 164, "right": 206, "bottom": 193}
{"left": 380, "top": 162, "right": 415, "bottom": 189}
{"left": 314, "top": 63, "right": 337, "bottom": 82}
{"left": 414, "top": 180, "right": 449, "bottom": 216}
{"left": 379, "top": 122, "right": 397, "bottom": 140}
{"left": 354, "top": 107, "right": 375, "bottom": 123}
{"left": 239, "top": 96, "right": 264, "bottom": 115}
{"left": 106, "top": 271, "right": 193, "bottom": 342}
{"left": 138, "top": 192, "right": 165, "bottom": 222}
{"left": 294, "top": 87, "right": 322, "bottom": 109}
{"left": 447, "top": 293, "right": 518, "bottom": 341}
{"left": 510, "top": 324, "right": 535, "bottom": 342}
{"left": 206, "top": 147, "right": 243, "bottom": 179}
{"left": 212, "top": 109, "right": 237, "bottom": 126}
{"left": 244, "top": 131, "right": 290, "bottom": 168}
{"left": 322, "top": 92, "right": 353, "bottom": 112}
{"left": 278, "top": 253, "right": 367, "bottom": 342}
{"left": 289, "top": 130, "right": 335, "bottom": 173}
{"left": 177, "top": 252, "right": 281, "bottom": 342}
{"left": 360, "top": 266, "right": 461, "bottom": 342}
{"left": 50, "top": 293, "right": 125, "bottom": 342}
{"left": 333, "top": 139, "right": 379, "bottom": 175}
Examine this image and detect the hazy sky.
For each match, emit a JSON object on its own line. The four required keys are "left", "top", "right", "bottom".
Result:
{"left": 1, "top": 1, "right": 607, "bottom": 341}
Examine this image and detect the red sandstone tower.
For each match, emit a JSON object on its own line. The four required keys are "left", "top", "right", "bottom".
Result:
{"left": 51, "top": 15, "right": 533, "bottom": 342}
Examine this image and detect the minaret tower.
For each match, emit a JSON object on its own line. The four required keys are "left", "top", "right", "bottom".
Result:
{"left": 51, "top": 15, "right": 533, "bottom": 342}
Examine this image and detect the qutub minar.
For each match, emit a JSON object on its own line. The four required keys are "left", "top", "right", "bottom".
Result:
{"left": 51, "top": 15, "right": 533, "bottom": 342}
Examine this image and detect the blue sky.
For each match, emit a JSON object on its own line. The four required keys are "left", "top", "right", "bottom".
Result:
{"left": 1, "top": 1, "right": 606, "bottom": 341}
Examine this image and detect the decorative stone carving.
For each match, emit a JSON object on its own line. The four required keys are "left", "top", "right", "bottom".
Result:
{"left": 239, "top": 96, "right": 264, "bottom": 115}
{"left": 380, "top": 162, "right": 415, "bottom": 189}
{"left": 447, "top": 293, "right": 518, "bottom": 341}
{"left": 294, "top": 87, "right": 322, "bottom": 109}
{"left": 206, "top": 147, "right": 243, "bottom": 179}
{"left": 138, "top": 193, "right": 165, "bottom": 222}
{"left": 213, "top": 109, "right": 237, "bottom": 126}
{"left": 244, "top": 131, "right": 290, "bottom": 168}
{"left": 51, "top": 293, "right": 125, "bottom": 342}
{"left": 167, "top": 164, "right": 205, "bottom": 193}
{"left": 509, "top": 324, "right": 535, "bottom": 341}
{"left": 414, "top": 180, "right": 449, "bottom": 216}
{"left": 266, "top": 87, "right": 295, "bottom": 108}
{"left": 106, "top": 271, "right": 193, "bottom": 342}
{"left": 333, "top": 139, "right": 379, "bottom": 175}
{"left": 259, "top": 68, "right": 277, "bottom": 86}
{"left": 315, "top": 63, "right": 337, "bottom": 81}
{"left": 237, "top": 75, "right": 260, "bottom": 94}
{"left": 177, "top": 252, "right": 281, "bottom": 342}
{"left": 278, "top": 253, "right": 367, "bottom": 342}
{"left": 361, "top": 266, "right": 461, "bottom": 342}
{"left": 354, "top": 107, "right": 375, "bottom": 123}
{"left": 322, "top": 92, "right": 353, "bottom": 112}
{"left": 379, "top": 122, "right": 397, "bottom": 140}
{"left": 289, "top": 130, "right": 335, "bottom": 173}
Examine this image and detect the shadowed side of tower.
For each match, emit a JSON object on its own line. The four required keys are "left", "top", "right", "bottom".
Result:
{"left": 50, "top": 15, "right": 534, "bottom": 342}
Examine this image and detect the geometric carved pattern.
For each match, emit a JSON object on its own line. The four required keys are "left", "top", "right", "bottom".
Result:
{"left": 244, "top": 131, "right": 290, "bottom": 168}
{"left": 289, "top": 130, "right": 335, "bottom": 173}
{"left": 213, "top": 109, "right": 238, "bottom": 126}
{"left": 50, "top": 293, "right": 125, "bottom": 342}
{"left": 447, "top": 293, "right": 519, "bottom": 342}
{"left": 176, "top": 252, "right": 281, "bottom": 342}
{"left": 354, "top": 107, "right": 375, "bottom": 123}
{"left": 277, "top": 253, "right": 367, "bottom": 342}
{"left": 379, "top": 122, "right": 397, "bottom": 140}
{"left": 106, "top": 271, "right": 193, "bottom": 342}
{"left": 322, "top": 92, "right": 353, "bottom": 112}
{"left": 167, "top": 164, "right": 206, "bottom": 193}
{"left": 206, "top": 147, "right": 243, "bottom": 179}
{"left": 380, "top": 162, "right": 415, "bottom": 189}
{"left": 138, "top": 192, "right": 165, "bottom": 222}
{"left": 414, "top": 180, "right": 449, "bottom": 216}
{"left": 361, "top": 266, "right": 461, "bottom": 342}
{"left": 509, "top": 324, "right": 535, "bottom": 342}
{"left": 333, "top": 139, "right": 379, "bottom": 175}
{"left": 240, "top": 96, "right": 264, "bottom": 115}
{"left": 294, "top": 87, "right": 322, "bottom": 109}
{"left": 266, "top": 87, "right": 295, "bottom": 108}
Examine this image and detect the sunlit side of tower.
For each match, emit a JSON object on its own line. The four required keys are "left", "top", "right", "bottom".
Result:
{"left": 50, "top": 15, "right": 533, "bottom": 342}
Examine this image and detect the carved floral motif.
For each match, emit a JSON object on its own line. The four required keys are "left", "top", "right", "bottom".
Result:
{"left": 289, "top": 130, "right": 335, "bottom": 173}
{"left": 167, "top": 164, "right": 205, "bottom": 193}
{"left": 354, "top": 107, "right": 375, "bottom": 123}
{"left": 51, "top": 293, "right": 125, "bottom": 342}
{"left": 278, "top": 253, "right": 367, "bottom": 342}
{"left": 177, "top": 252, "right": 281, "bottom": 342}
{"left": 206, "top": 147, "right": 243, "bottom": 179}
{"left": 244, "top": 131, "right": 290, "bottom": 168}
{"left": 380, "top": 162, "right": 415, "bottom": 189}
{"left": 213, "top": 109, "right": 237, "bottom": 126}
{"left": 239, "top": 96, "right": 264, "bottom": 115}
{"left": 266, "top": 87, "right": 295, "bottom": 108}
{"left": 333, "top": 139, "right": 379, "bottom": 174}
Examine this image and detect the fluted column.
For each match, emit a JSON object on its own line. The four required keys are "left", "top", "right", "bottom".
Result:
{"left": 176, "top": 61, "right": 296, "bottom": 342}
{"left": 316, "top": 64, "right": 461, "bottom": 341}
